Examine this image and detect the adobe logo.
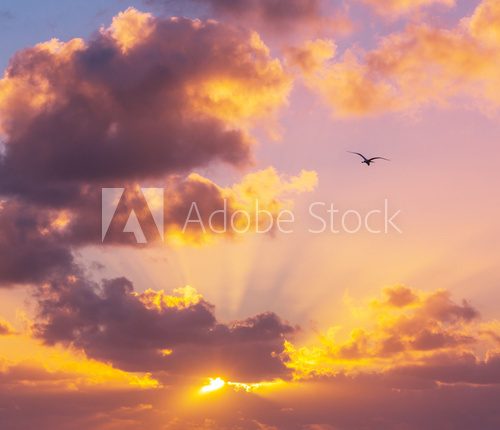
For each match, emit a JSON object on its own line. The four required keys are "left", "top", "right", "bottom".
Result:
{"left": 101, "top": 188, "right": 164, "bottom": 244}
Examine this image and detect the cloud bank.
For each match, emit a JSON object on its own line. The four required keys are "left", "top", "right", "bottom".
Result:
{"left": 290, "top": 0, "right": 500, "bottom": 116}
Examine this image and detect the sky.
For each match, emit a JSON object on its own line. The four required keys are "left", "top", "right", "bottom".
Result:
{"left": 1, "top": 0, "right": 500, "bottom": 429}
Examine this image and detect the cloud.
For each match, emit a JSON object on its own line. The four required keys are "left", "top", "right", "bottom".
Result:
{"left": 359, "top": 0, "right": 455, "bottom": 17}
{"left": 0, "top": 319, "right": 15, "bottom": 335}
{"left": 4, "top": 376, "right": 500, "bottom": 430}
{"left": 97, "top": 167, "right": 316, "bottom": 245}
{"left": 0, "top": 358, "right": 157, "bottom": 392}
{"left": 0, "top": 332, "right": 159, "bottom": 395}
{"left": 469, "top": 0, "right": 500, "bottom": 44}
{"left": 0, "top": 166, "right": 316, "bottom": 286}
{"left": 0, "top": 384, "right": 161, "bottom": 430}
{"left": 0, "top": 8, "right": 290, "bottom": 203}
{"left": 0, "top": 200, "right": 75, "bottom": 285}
{"left": 378, "top": 285, "right": 418, "bottom": 308}
{"left": 285, "top": 39, "right": 337, "bottom": 74}
{"left": 390, "top": 351, "right": 500, "bottom": 385}
{"left": 196, "top": 0, "right": 325, "bottom": 24}
{"left": 34, "top": 276, "right": 297, "bottom": 381}
{"left": 293, "top": 0, "right": 500, "bottom": 116}
{"left": 4, "top": 285, "right": 500, "bottom": 429}
{"left": 0, "top": 8, "right": 321, "bottom": 289}
{"left": 151, "top": 0, "right": 352, "bottom": 36}
{"left": 0, "top": 9, "right": 312, "bottom": 288}
{"left": 282, "top": 286, "right": 485, "bottom": 379}
{"left": 163, "top": 167, "right": 318, "bottom": 243}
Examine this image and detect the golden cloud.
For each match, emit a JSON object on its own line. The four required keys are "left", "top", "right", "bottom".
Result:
{"left": 0, "top": 319, "right": 16, "bottom": 336}
{"left": 281, "top": 286, "right": 496, "bottom": 380}
{"left": 285, "top": 39, "right": 337, "bottom": 75}
{"left": 185, "top": 31, "right": 292, "bottom": 129}
{"left": 135, "top": 286, "right": 203, "bottom": 311}
{"left": 106, "top": 8, "right": 155, "bottom": 53}
{"left": 294, "top": 0, "right": 500, "bottom": 116}
{"left": 165, "top": 167, "right": 318, "bottom": 244}
{"left": 0, "top": 8, "right": 291, "bottom": 195}
{"left": 0, "top": 333, "right": 159, "bottom": 392}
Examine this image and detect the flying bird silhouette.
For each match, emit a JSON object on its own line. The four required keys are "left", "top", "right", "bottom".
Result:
{"left": 348, "top": 151, "right": 390, "bottom": 166}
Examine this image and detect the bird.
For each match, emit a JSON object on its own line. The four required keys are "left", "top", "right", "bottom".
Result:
{"left": 348, "top": 151, "right": 390, "bottom": 166}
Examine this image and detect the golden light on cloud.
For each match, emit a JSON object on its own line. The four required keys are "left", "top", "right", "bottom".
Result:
{"left": 282, "top": 286, "right": 485, "bottom": 380}
{"left": 0, "top": 333, "right": 160, "bottom": 391}
{"left": 200, "top": 377, "right": 226, "bottom": 394}
{"left": 164, "top": 168, "right": 318, "bottom": 245}
{"left": 50, "top": 211, "right": 71, "bottom": 230}
{"left": 199, "top": 377, "right": 284, "bottom": 394}
{"left": 0, "top": 37, "right": 84, "bottom": 136}
{"left": 290, "top": 0, "right": 500, "bottom": 116}
{"left": 160, "top": 349, "right": 173, "bottom": 357}
{"left": 185, "top": 31, "right": 291, "bottom": 129}
{"left": 135, "top": 286, "right": 203, "bottom": 311}
{"left": 106, "top": 7, "right": 154, "bottom": 53}
{"left": 227, "top": 379, "right": 285, "bottom": 392}
{"left": 360, "top": 0, "right": 455, "bottom": 16}
{"left": 2, "top": 1, "right": 500, "bottom": 428}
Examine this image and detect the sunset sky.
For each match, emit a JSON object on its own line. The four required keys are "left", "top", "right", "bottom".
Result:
{"left": 1, "top": 0, "right": 500, "bottom": 429}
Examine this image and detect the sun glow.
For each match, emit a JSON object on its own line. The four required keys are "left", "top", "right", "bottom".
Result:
{"left": 200, "top": 377, "right": 226, "bottom": 394}
{"left": 199, "top": 377, "right": 284, "bottom": 395}
{"left": 227, "top": 379, "right": 284, "bottom": 392}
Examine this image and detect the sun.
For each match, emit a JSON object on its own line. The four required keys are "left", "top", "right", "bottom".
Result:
{"left": 200, "top": 377, "right": 226, "bottom": 394}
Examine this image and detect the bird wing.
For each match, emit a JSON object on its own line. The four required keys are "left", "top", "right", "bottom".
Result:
{"left": 348, "top": 151, "right": 368, "bottom": 161}
{"left": 368, "top": 157, "right": 390, "bottom": 162}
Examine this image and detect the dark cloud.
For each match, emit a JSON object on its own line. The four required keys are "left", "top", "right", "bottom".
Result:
{"left": 0, "top": 167, "right": 315, "bottom": 286}
{"left": 382, "top": 285, "right": 418, "bottom": 307}
{"left": 34, "top": 275, "right": 296, "bottom": 380}
{"left": 0, "top": 200, "right": 74, "bottom": 286}
{"left": 0, "top": 8, "right": 290, "bottom": 205}
{"left": 0, "top": 385, "right": 161, "bottom": 430}
{"left": 3, "top": 370, "right": 500, "bottom": 430}
{"left": 269, "top": 377, "right": 500, "bottom": 430}
{"left": 150, "top": 0, "right": 353, "bottom": 36}
{"left": 421, "top": 290, "right": 479, "bottom": 323}
{"left": 196, "top": 0, "right": 324, "bottom": 24}
{"left": 409, "top": 328, "right": 475, "bottom": 351}
{"left": 390, "top": 351, "right": 500, "bottom": 385}
{"left": 0, "top": 8, "right": 302, "bottom": 287}
{"left": 4, "top": 285, "right": 500, "bottom": 430}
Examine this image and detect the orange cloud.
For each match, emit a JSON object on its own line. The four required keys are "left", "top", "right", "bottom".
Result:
{"left": 0, "top": 333, "right": 159, "bottom": 392}
{"left": 469, "top": 0, "right": 500, "bottom": 44}
{"left": 135, "top": 286, "right": 203, "bottom": 311}
{"left": 285, "top": 39, "right": 336, "bottom": 74}
{"left": 0, "top": 319, "right": 15, "bottom": 335}
{"left": 295, "top": 0, "right": 500, "bottom": 116}
{"left": 105, "top": 8, "right": 155, "bottom": 53}
{"left": 4, "top": 285, "right": 500, "bottom": 429}
{"left": 34, "top": 277, "right": 297, "bottom": 381}
{"left": 0, "top": 166, "right": 317, "bottom": 286}
{"left": 185, "top": 31, "right": 291, "bottom": 129}
{"left": 282, "top": 286, "right": 495, "bottom": 380}
{"left": 164, "top": 167, "right": 318, "bottom": 244}
{"left": 359, "top": 0, "right": 455, "bottom": 16}
{"left": 0, "top": 8, "right": 291, "bottom": 199}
